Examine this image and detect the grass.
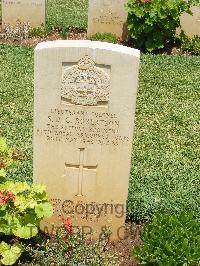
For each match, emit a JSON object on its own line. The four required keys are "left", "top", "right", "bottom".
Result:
{"left": 0, "top": 0, "right": 88, "bottom": 30}
{"left": 47, "top": 0, "right": 88, "bottom": 30}
{"left": 0, "top": 44, "right": 200, "bottom": 220}
{"left": 128, "top": 54, "right": 200, "bottom": 220}
{"left": 0, "top": 45, "right": 33, "bottom": 183}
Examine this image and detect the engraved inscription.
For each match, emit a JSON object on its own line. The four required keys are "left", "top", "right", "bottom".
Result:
{"left": 37, "top": 109, "right": 130, "bottom": 146}
{"left": 93, "top": 14, "right": 124, "bottom": 25}
{"left": 92, "top": 0, "right": 125, "bottom": 26}
{"left": 50, "top": 199, "right": 62, "bottom": 215}
{"left": 61, "top": 55, "right": 110, "bottom": 106}
{"left": 2, "top": 0, "right": 44, "bottom": 7}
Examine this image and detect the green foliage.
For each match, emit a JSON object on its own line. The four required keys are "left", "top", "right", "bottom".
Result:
{"left": 27, "top": 226, "right": 118, "bottom": 266}
{"left": 0, "top": 242, "right": 22, "bottom": 266}
{"left": 0, "top": 148, "right": 53, "bottom": 237}
{"left": 0, "top": 181, "right": 53, "bottom": 239}
{"left": 126, "top": 0, "right": 200, "bottom": 52}
{"left": 29, "top": 27, "right": 50, "bottom": 38}
{"left": 0, "top": 137, "right": 53, "bottom": 265}
{"left": 90, "top": 32, "right": 118, "bottom": 43}
{"left": 0, "top": 137, "right": 15, "bottom": 179}
{"left": 60, "top": 27, "right": 69, "bottom": 39}
{"left": 180, "top": 33, "right": 200, "bottom": 55}
{"left": 134, "top": 212, "right": 200, "bottom": 265}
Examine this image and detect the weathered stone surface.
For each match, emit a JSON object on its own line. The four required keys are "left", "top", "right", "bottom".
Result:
{"left": 33, "top": 40, "right": 140, "bottom": 240}
{"left": 179, "top": 6, "right": 200, "bottom": 37}
{"left": 87, "top": 0, "right": 128, "bottom": 40}
{"left": 2, "top": 0, "right": 45, "bottom": 27}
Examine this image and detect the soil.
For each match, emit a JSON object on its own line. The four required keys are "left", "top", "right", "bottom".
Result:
{"left": 110, "top": 222, "right": 143, "bottom": 266}
{"left": 0, "top": 27, "right": 88, "bottom": 47}
{"left": 16, "top": 222, "right": 143, "bottom": 265}
{"left": 0, "top": 26, "right": 185, "bottom": 56}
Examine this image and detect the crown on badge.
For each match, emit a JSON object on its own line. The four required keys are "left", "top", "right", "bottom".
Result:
{"left": 78, "top": 55, "right": 95, "bottom": 70}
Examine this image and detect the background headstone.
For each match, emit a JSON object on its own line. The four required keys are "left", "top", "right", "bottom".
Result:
{"left": 87, "top": 0, "right": 128, "bottom": 40}
{"left": 179, "top": 6, "right": 200, "bottom": 37}
{"left": 34, "top": 40, "right": 140, "bottom": 240}
{"left": 2, "top": 0, "right": 46, "bottom": 27}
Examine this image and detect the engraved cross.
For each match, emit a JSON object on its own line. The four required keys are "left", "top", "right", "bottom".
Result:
{"left": 65, "top": 148, "right": 98, "bottom": 197}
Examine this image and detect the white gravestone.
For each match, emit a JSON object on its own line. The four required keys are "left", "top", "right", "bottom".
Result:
{"left": 2, "top": 0, "right": 46, "bottom": 27}
{"left": 88, "top": 0, "right": 128, "bottom": 40}
{"left": 34, "top": 40, "right": 140, "bottom": 240}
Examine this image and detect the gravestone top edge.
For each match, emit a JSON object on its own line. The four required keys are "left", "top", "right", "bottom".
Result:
{"left": 35, "top": 40, "right": 140, "bottom": 58}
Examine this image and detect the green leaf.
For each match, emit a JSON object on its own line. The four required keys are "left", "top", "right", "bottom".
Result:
{"left": 35, "top": 202, "right": 53, "bottom": 219}
{"left": 0, "top": 181, "right": 30, "bottom": 194}
{"left": 10, "top": 216, "right": 38, "bottom": 239}
{"left": 11, "top": 182, "right": 30, "bottom": 194}
{"left": 0, "top": 169, "right": 6, "bottom": 177}
{"left": 0, "top": 138, "right": 8, "bottom": 154}
{"left": 31, "top": 183, "right": 46, "bottom": 194}
{"left": 14, "top": 195, "right": 38, "bottom": 211}
{"left": 0, "top": 241, "right": 10, "bottom": 253}
{"left": 13, "top": 224, "right": 38, "bottom": 239}
{"left": 0, "top": 243, "right": 22, "bottom": 266}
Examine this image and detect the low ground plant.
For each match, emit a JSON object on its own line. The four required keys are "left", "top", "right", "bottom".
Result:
{"left": 90, "top": 32, "right": 118, "bottom": 43}
{"left": 0, "top": 21, "right": 30, "bottom": 40}
{"left": 26, "top": 218, "right": 118, "bottom": 266}
{"left": 180, "top": 33, "right": 200, "bottom": 55}
{"left": 134, "top": 212, "right": 200, "bottom": 265}
{"left": 29, "top": 27, "right": 50, "bottom": 39}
